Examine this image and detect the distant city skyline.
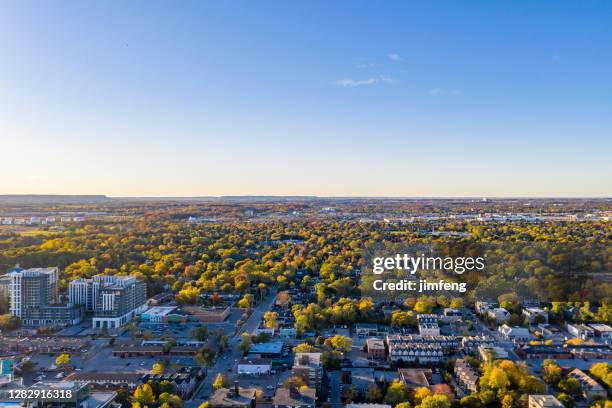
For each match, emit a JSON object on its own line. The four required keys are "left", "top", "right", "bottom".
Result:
{"left": 1, "top": 1, "right": 611, "bottom": 197}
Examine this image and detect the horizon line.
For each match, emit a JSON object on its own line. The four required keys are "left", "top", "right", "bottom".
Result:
{"left": 0, "top": 194, "right": 610, "bottom": 200}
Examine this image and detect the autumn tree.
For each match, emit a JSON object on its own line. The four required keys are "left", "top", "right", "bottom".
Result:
{"left": 133, "top": 384, "right": 156, "bottom": 405}
{"left": 557, "top": 377, "right": 583, "bottom": 398}
{"left": 420, "top": 394, "right": 451, "bottom": 408}
{"left": 365, "top": 384, "right": 383, "bottom": 402}
{"left": 384, "top": 380, "right": 409, "bottom": 406}
{"left": 542, "top": 359, "right": 562, "bottom": 384}
{"left": 239, "top": 333, "right": 252, "bottom": 355}
{"left": 176, "top": 285, "right": 200, "bottom": 305}
{"left": 327, "top": 335, "right": 352, "bottom": 354}
{"left": 55, "top": 353, "right": 70, "bottom": 367}
{"left": 264, "top": 311, "right": 278, "bottom": 329}
{"left": 213, "top": 374, "right": 229, "bottom": 390}
{"left": 152, "top": 362, "right": 164, "bottom": 375}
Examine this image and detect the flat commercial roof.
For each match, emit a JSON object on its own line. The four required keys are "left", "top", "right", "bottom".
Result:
{"left": 142, "top": 306, "right": 177, "bottom": 317}
{"left": 248, "top": 341, "right": 284, "bottom": 354}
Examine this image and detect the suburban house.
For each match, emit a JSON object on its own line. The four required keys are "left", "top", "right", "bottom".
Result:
{"left": 398, "top": 368, "right": 431, "bottom": 390}
{"left": 567, "top": 324, "right": 595, "bottom": 340}
{"left": 417, "top": 315, "right": 441, "bottom": 336}
{"left": 522, "top": 307, "right": 548, "bottom": 324}
{"left": 355, "top": 323, "right": 379, "bottom": 337}
{"left": 588, "top": 323, "right": 612, "bottom": 340}
{"left": 454, "top": 359, "right": 479, "bottom": 394}
{"left": 488, "top": 308, "right": 510, "bottom": 324}
{"left": 209, "top": 382, "right": 257, "bottom": 408}
{"left": 567, "top": 368, "right": 607, "bottom": 401}
{"left": 528, "top": 395, "right": 564, "bottom": 408}
{"left": 498, "top": 324, "right": 530, "bottom": 343}
{"left": 461, "top": 336, "right": 495, "bottom": 354}
{"left": 365, "top": 338, "right": 386, "bottom": 360}
{"left": 273, "top": 386, "right": 316, "bottom": 408}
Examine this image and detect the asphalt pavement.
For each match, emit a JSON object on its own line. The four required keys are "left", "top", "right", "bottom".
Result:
{"left": 186, "top": 288, "right": 278, "bottom": 408}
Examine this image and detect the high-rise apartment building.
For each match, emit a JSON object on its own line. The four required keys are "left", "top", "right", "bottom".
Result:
{"left": 0, "top": 274, "right": 11, "bottom": 299}
{"left": 8, "top": 265, "right": 81, "bottom": 327}
{"left": 9, "top": 266, "right": 58, "bottom": 318}
{"left": 69, "top": 275, "right": 147, "bottom": 329}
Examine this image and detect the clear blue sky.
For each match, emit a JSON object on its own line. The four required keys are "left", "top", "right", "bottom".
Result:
{"left": 1, "top": 1, "right": 611, "bottom": 197}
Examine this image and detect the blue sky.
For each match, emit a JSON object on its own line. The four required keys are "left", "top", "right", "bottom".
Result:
{"left": 1, "top": 1, "right": 611, "bottom": 197}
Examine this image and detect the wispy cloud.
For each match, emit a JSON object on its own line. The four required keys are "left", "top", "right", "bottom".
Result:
{"left": 356, "top": 62, "right": 376, "bottom": 69}
{"left": 387, "top": 53, "right": 402, "bottom": 61}
{"left": 429, "top": 88, "right": 462, "bottom": 96}
{"left": 335, "top": 75, "right": 393, "bottom": 87}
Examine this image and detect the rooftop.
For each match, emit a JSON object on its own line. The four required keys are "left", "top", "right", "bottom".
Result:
{"left": 248, "top": 341, "right": 284, "bottom": 355}
{"left": 273, "top": 386, "right": 316, "bottom": 407}
{"left": 238, "top": 358, "right": 272, "bottom": 365}
{"left": 65, "top": 372, "right": 142, "bottom": 382}
{"left": 366, "top": 338, "right": 385, "bottom": 349}
{"left": 528, "top": 395, "right": 564, "bottom": 408}
{"left": 398, "top": 368, "right": 431, "bottom": 388}
{"left": 346, "top": 405, "right": 391, "bottom": 408}
{"left": 209, "top": 386, "right": 257, "bottom": 407}
{"left": 294, "top": 352, "right": 322, "bottom": 367}
{"left": 142, "top": 306, "right": 177, "bottom": 317}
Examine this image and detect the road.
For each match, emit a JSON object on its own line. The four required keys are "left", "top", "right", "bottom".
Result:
{"left": 468, "top": 311, "right": 521, "bottom": 361}
{"left": 186, "top": 288, "right": 278, "bottom": 408}
{"left": 327, "top": 370, "right": 342, "bottom": 405}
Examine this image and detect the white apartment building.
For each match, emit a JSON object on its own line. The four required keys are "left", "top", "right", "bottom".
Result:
{"left": 9, "top": 266, "right": 58, "bottom": 318}
{"left": 69, "top": 275, "right": 147, "bottom": 329}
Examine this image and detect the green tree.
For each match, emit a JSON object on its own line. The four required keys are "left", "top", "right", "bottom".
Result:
{"left": 558, "top": 378, "right": 583, "bottom": 398}
{"left": 190, "top": 326, "right": 209, "bottom": 341}
{"left": 342, "top": 385, "right": 359, "bottom": 403}
{"left": 239, "top": 333, "right": 252, "bottom": 355}
{"left": 20, "top": 360, "right": 36, "bottom": 373}
{"left": 196, "top": 346, "right": 216, "bottom": 367}
{"left": 365, "top": 384, "right": 383, "bottom": 402}
{"left": 460, "top": 395, "right": 482, "bottom": 408}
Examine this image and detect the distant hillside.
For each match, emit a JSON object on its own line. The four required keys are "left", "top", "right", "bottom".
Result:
{"left": 0, "top": 195, "right": 112, "bottom": 204}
